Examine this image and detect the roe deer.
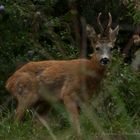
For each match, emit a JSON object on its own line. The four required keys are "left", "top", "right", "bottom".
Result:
{"left": 131, "top": 35, "right": 140, "bottom": 71}
{"left": 6, "top": 13, "right": 119, "bottom": 138}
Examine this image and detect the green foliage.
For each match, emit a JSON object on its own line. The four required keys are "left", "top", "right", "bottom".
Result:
{"left": 133, "top": 9, "right": 140, "bottom": 24}
{"left": 0, "top": 0, "right": 78, "bottom": 102}
{"left": 101, "top": 54, "right": 140, "bottom": 132}
{"left": 0, "top": 54, "right": 140, "bottom": 140}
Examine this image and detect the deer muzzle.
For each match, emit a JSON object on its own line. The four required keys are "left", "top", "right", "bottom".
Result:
{"left": 100, "top": 57, "right": 110, "bottom": 65}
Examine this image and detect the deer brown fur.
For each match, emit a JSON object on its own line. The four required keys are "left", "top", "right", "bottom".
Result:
{"left": 6, "top": 13, "right": 119, "bottom": 138}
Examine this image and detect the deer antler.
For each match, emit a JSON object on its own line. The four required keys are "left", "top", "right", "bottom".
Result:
{"left": 96, "top": 12, "right": 118, "bottom": 40}
{"left": 97, "top": 12, "right": 104, "bottom": 33}
{"left": 107, "top": 12, "right": 112, "bottom": 30}
{"left": 105, "top": 12, "right": 113, "bottom": 38}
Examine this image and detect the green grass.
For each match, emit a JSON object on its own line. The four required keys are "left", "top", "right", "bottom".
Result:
{"left": 0, "top": 56, "right": 140, "bottom": 140}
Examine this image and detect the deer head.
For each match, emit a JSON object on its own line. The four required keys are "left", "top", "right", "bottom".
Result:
{"left": 86, "top": 12, "right": 119, "bottom": 66}
{"left": 133, "top": 34, "right": 140, "bottom": 46}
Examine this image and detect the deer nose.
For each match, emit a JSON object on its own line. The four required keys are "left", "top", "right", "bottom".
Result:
{"left": 100, "top": 57, "right": 110, "bottom": 65}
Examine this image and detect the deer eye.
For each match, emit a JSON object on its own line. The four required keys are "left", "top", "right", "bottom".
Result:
{"left": 95, "top": 47, "right": 100, "bottom": 51}
{"left": 110, "top": 47, "right": 113, "bottom": 51}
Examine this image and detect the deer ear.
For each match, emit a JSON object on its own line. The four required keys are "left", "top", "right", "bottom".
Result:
{"left": 86, "top": 24, "right": 98, "bottom": 44}
{"left": 86, "top": 24, "right": 97, "bottom": 39}
{"left": 109, "top": 25, "right": 119, "bottom": 42}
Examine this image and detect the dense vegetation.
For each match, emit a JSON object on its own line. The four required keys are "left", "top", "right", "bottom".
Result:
{"left": 0, "top": 0, "right": 140, "bottom": 140}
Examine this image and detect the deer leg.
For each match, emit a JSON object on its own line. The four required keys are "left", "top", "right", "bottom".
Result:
{"left": 15, "top": 93, "right": 38, "bottom": 122}
{"left": 63, "top": 94, "right": 82, "bottom": 139}
{"left": 15, "top": 102, "right": 26, "bottom": 122}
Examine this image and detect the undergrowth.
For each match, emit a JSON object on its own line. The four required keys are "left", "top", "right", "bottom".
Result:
{"left": 0, "top": 54, "right": 140, "bottom": 140}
